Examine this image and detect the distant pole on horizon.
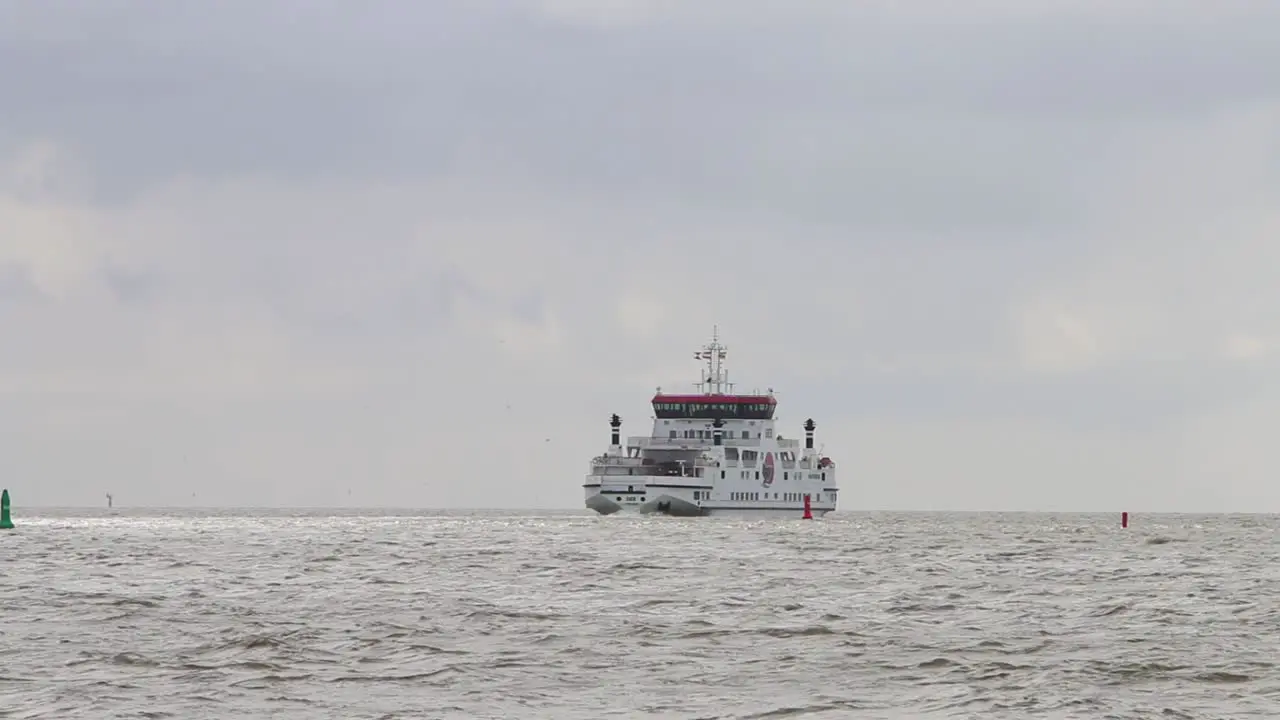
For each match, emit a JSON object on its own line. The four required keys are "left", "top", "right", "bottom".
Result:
{"left": 1122, "top": 511, "right": 1129, "bottom": 528}
{"left": 106, "top": 493, "right": 113, "bottom": 509}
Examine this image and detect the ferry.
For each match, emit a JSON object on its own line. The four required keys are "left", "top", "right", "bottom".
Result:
{"left": 584, "top": 329, "right": 838, "bottom": 518}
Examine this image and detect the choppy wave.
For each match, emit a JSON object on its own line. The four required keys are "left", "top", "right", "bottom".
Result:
{"left": 2, "top": 509, "right": 1279, "bottom": 718}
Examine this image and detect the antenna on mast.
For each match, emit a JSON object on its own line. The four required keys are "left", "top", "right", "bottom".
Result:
{"left": 693, "top": 326, "right": 733, "bottom": 395}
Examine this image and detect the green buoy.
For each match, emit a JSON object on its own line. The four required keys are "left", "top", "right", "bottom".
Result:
{"left": 0, "top": 489, "right": 13, "bottom": 529}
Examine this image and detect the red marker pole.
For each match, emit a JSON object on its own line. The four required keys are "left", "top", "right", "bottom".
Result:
{"left": 802, "top": 494, "right": 813, "bottom": 520}
{"left": 1121, "top": 511, "right": 1128, "bottom": 528}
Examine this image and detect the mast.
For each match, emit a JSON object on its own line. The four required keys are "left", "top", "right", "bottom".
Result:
{"left": 693, "top": 325, "right": 734, "bottom": 396}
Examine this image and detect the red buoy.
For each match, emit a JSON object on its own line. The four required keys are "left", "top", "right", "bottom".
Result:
{"left": 802, "top": 494, "right": 813, "bottom": 520}
{"left": 1121, "top": 511, "right": 1129, "bottom": 528}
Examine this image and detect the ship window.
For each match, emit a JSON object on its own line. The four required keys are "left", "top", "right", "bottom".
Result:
{"left": 765, "top": 428, "right": 773, "bottom": 438}
{"left": 652, "top": 401, "right": 775, "bottom": 420}
{"left": 755, "top": 471, "right": 760, "bottom": 480}
{"left": 783, "top": 472, "right": 788, "bottom": 480}
{"left": 669, "top": 430, "right": 676, "bottom": 438}
{"left": 720, "top": 470, "right": 725, "bottom": 479}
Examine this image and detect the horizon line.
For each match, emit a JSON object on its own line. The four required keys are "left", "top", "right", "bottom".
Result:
{"left": 7, "top": 505, "right": 1277, "bottom": 516}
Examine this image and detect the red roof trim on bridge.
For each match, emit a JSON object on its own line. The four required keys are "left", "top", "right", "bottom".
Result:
{"left": 651, "top": 394, "right": 776, "bottom": 404}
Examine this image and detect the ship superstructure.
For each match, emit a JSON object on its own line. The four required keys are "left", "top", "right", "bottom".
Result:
{"left": 583, "top": 329, "right": 838, "bottom": 518}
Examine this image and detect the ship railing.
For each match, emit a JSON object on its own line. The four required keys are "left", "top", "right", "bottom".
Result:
{"left": 601, "top": 467, "right": 704, "bottom": 479}
{"left": 627, "top": 436, "right": 709, "bottom": 449}
{"left": 627, "top": 435, "right": 765, "bottom": 448}
{"left": 591, "top": 457, "right": 644, "bottom": 469}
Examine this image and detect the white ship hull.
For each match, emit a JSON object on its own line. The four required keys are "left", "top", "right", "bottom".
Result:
{"left": 583, "top": 478, "right": 836, "bottom": 519}
{"left": 589, "top": 499, "right": 834, "bottom": 519}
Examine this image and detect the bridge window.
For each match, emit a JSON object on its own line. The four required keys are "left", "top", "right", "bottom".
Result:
{"left": 653, "top": 402, "right": 775, "bottom": 420}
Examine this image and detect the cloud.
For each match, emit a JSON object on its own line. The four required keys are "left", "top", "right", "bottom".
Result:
{"left": 1, "top": 2, "right": 1278, "bottom": 510}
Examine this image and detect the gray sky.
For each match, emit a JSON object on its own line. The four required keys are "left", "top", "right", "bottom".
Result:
{"left": 3, "top": 0, "right": 1279, "bottom": 511}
